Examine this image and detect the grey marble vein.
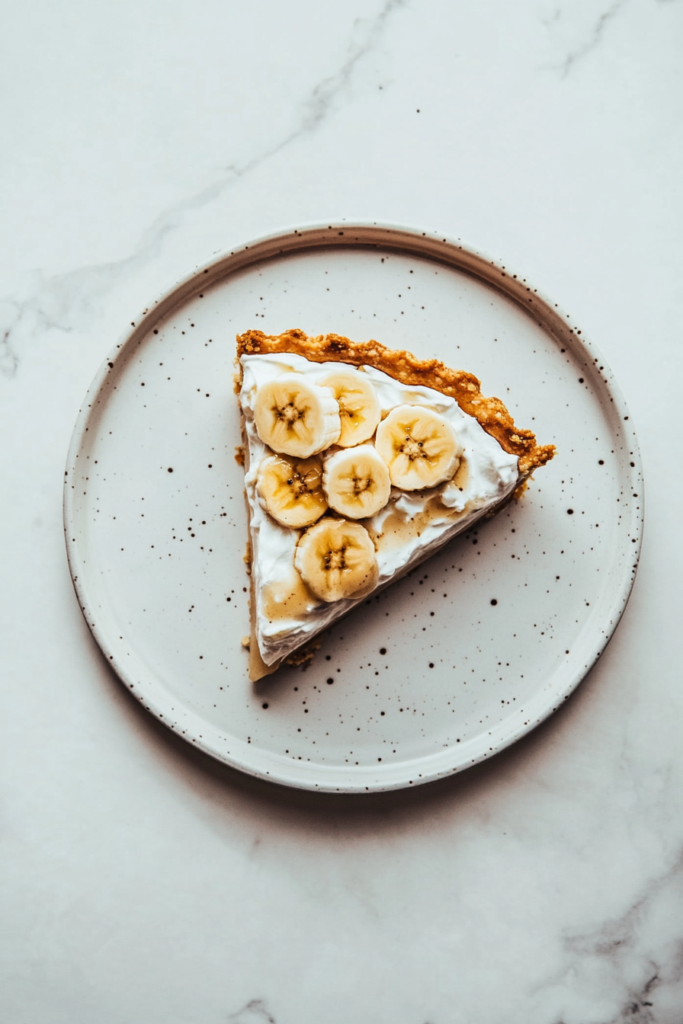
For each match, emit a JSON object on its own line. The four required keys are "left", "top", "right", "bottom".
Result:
{"left": 0, "top": 320, "right": 19, "bottom": 378}
{"left": 228, "top": 998, "right": 276, "bottom": 1023}
{"left": 0, "top": 0, "right": 406, "bottom": 379}
{"left": 557, "top": 0, "right": 628, "bottom": 79}
{"left": 294, "top": 0, "right": 406, "bottom": 137}
{"left": 535, "top": 847, "right": 683, "bottom": 1021}
{"left": 0, "top": 175, "right": 230, "bottom": 379}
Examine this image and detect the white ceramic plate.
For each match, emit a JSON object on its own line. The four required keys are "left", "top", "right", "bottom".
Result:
{"left": 64, "top": 223, "right": 643, "bottom": 792}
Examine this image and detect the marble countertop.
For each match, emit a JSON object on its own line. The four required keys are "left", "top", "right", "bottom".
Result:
{"left": 2, "top": 2, "right": 682, "bottom": 1021}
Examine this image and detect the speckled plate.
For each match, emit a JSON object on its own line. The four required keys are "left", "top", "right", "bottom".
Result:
{"left": 63, "top": 223, "right": 643, "bottom": 792}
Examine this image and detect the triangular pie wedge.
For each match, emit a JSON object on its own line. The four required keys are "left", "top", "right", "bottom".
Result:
{"left": 236, "top": 329, "right": 555, "bottom": 681}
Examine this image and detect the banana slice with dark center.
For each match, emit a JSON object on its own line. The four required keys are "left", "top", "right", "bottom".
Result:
{"left": 323, "top": 444, "right": 391, "bottom": 519}
{"left": 375, "top": 404, "right": 460, "bottom": 489}
{"left": 257, "top": 454, "right": 328, "bottom": 528}
{"left": 320, "top": 370, "right": 381, "bottom": 447}
{"left": 253, "top": 374, "right": 341, "bottom": 457}
{"left": 294, "top": 519, "right": 379, "bottom": 602}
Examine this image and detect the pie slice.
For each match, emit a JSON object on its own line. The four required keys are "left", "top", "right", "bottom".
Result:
{"left": 236, "top": 329, "right": 555, "bottom": 681}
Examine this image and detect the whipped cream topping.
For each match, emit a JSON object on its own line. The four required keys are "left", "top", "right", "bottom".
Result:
{"left": 240, "top": 353, "right": 519, "bottom": 665}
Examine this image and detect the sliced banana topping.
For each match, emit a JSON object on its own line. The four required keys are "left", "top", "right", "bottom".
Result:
{"left": 320, "top": 370, "right": 381, "bottom": 447}
{"left": 294, "top": 519, "right": 379, "bottom": 602}
{"left": 256, "top": 453, "right": 328, "bottom": 528}
{"left": 253, "top": 374, "right": 341, "bottom": 458}
{"left": 323, "top": 444, "right": 391, "bottom": 520}
{"left": 375, "top": 404, "right": 460, "bottom": 490}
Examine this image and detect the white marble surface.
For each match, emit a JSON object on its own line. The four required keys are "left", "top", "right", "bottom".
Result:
{"left": 2, "top": 1, "right": 683, "bottom": 1020}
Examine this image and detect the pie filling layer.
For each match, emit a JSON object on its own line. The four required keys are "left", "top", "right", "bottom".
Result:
{"left": 240, "top": 352, "right": 520, "bottom": 667}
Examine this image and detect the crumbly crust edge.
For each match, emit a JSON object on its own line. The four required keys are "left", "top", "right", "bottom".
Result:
{"left": 236, "top": 328, "right": 555, "bottom": 475}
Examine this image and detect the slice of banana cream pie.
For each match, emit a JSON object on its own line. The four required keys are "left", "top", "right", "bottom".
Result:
{"left": 236, "top": 329, "right": 555, "bottom": 681}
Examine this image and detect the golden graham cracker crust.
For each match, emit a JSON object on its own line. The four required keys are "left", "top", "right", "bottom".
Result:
{"left": 236, "top": 329, "right": 555, "bottom": 476}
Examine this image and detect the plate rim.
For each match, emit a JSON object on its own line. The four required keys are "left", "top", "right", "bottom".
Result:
{"left": 63, "top": 220, "right": 644, "bottom": 792}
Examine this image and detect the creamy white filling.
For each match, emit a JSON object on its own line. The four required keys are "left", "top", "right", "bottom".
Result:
{"left": 240, "top": 353, "right": 519, "bottom": 664}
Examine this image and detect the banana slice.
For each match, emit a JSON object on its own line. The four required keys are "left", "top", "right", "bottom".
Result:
{"left": 256, "top": 454, "right": 328, "bottom": 528}
{"left": 375, "top": 404, "right": 460, "bottom": 490}
{"left": 320, "top": 370, "right": 381, "bottom": 447}
{"left": 322, "top": 444, "right": 391, "bottom": 519}
{"left": 295, "top": 519, "right": 379, "bottom": 602}
{"left": 253, "top": 374, "right": 341, "bottom": 457}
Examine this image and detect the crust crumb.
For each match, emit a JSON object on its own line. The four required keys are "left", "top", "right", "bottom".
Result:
{"left": 241, "top": 636, "right": 251, "bottom": 649}
{"left": 285, "top": 639, "right": 322, "bottom": 669}
{"left": 234, "top": 445, "right": 245, "bottom": 466}
{"left": 514, "top": 477, "right": 530, "bottom": 500}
